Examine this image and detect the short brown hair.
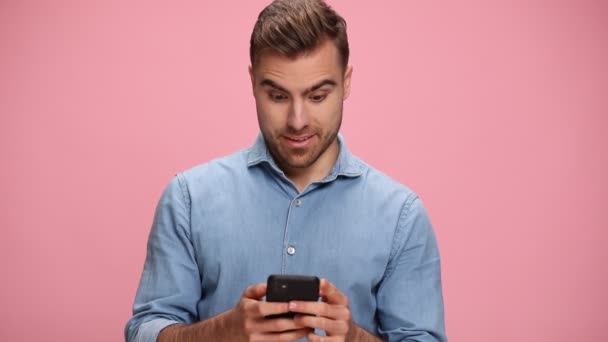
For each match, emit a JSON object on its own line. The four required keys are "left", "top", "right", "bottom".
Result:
{"left": 250, "top": 0, "right": 349, "bottom": 69}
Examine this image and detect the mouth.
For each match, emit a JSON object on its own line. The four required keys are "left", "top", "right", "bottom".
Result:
{"left": 282, "top": 134, "right": 315, "bottom": 148}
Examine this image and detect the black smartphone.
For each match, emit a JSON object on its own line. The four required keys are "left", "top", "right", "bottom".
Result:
{"left": 265, "top": 274, "right": 320, "bottom": 318}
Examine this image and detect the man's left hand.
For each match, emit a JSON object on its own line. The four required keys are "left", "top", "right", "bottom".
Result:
{"left": 288, "top": 278, "right": 355, "bottom": 341}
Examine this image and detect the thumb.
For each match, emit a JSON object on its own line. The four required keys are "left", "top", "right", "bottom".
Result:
{"left": 243, "top": 283, "right": 267, "bottom": 300}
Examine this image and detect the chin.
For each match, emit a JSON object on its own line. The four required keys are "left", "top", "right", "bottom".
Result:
{"left": 284, "top": 154, "right": 319, "bottom": 169}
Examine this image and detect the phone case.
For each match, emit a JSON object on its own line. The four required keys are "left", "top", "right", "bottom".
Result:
{"left": 266, "top": 274, "right": 319, "bottom": 318}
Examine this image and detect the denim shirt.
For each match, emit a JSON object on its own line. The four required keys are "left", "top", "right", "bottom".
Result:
{"left": 125, "top": 134, "right": 446, "bottom": 342}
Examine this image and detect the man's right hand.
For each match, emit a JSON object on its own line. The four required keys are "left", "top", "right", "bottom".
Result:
{"left": 158, "top": 283, "right": 311, "bottom": 342}
{"left": 229, "top": 283, "right": 312, "bottom": 341}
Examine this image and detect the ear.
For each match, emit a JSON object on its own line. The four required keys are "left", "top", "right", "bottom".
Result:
{"left": 342, "top": 64, "right": 353, "bottom": 100}
{"left": 248, "top": 65, "right": 256, "bottom": 96}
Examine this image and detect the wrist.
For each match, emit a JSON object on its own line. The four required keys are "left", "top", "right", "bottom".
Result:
{"left": 156, "top": 309, "right": 240, "bottom": 342}
{"left": 346, "top": 321, "right": 382, "bottom": 342}
{"left": 157, "top": 323, "right": 188, "bottom": 342}
{"left": 346, "top": 320, "right": 358, "bottom": 341}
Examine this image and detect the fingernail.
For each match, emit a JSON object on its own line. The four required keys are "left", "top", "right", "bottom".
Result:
{"left": 289, "top": 302, "right": 296, "bottom": 310}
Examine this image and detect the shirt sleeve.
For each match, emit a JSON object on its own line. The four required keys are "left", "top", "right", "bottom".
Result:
{"left": 124, "top": 174, "right": 201, "bottom": 342}
{"left": 375, "top": 196, "right": 447, "bottom": 342}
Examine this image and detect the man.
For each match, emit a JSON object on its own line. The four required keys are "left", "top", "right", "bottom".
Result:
{"left": 125, "top": 0, "right": 446, "bottom": 341}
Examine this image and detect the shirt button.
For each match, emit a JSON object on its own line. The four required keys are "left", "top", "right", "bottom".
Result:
{"left": 294, "top": 198, "right": 302, "bottom": 207}
{"left": 287, "top": 246, "right": 296, "bottom": 255}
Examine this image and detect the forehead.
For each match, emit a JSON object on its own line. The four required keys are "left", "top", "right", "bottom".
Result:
{"left": 253, "top": 40, "right": 343, "bottom": 89}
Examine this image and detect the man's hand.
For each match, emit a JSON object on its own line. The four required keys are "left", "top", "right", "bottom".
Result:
{"left": 288, "top": 279, "right": 381, "bottom": 342}
{"left": 229, "top": 283, "right": 312, "bottom": 342}
{"left": 158, "top": 283, "right": 311, "bottom": 342}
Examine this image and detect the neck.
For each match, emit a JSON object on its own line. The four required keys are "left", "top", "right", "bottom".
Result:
{"left": 283, "top": 139, "right": 340, "bottom": 193}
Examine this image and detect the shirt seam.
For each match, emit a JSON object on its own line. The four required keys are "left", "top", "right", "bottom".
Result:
{"left": 384, "top": 193, "right": 418, "bottom": 279}
{"left": 175, "top": 173, "right": 193, "bottom": 242}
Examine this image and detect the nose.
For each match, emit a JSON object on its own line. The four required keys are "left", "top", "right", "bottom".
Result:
{"left": 286, "top": 98, "right": 309, "bottom": 132}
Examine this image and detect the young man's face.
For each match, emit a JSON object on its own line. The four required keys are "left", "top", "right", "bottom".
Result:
{"left": 249, "top": 39, "right": 353, "bottom": 175}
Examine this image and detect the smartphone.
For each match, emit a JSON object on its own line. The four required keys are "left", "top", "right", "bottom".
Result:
{"left": 265, "top": 274, "right": 320, "bottom": 318}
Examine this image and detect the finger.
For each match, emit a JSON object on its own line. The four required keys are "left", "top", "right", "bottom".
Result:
{"left": 279, "top": 328, "right": 314, "bottom": 341}
{"left": 244, "top": 299, "right": 290, "bottom": 318}
{"left": 254, "top": 328, "right": 312, "bottom": 342}
{"left": 243, "top": 283, "right": 267, "bottom": 299}
{"left": 253, "top": 317, "right": 305, "bottom": 333}
{"left": 307, "top": 330, "right": 343, "bottom": 342}
{"left": 319, "top": 279, "right": 348, "bottom": 305}
{"left": 288, "top": 301, "right": 350, "bottom": 320}
{"left": 295, "top": 314, "right": 349, "bottom": 336}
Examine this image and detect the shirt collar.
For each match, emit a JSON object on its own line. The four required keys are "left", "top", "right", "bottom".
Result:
{"left": 247, "top": 133, "right": 364, "bottom": 179}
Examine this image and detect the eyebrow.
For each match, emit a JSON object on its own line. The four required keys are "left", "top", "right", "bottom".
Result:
{"left": 260, "top": 79, "right": 337, "bottom": 95}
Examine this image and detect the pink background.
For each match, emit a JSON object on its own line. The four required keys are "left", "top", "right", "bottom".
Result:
{"left": 1, "top": 0, "right": 606, "bottom": 340}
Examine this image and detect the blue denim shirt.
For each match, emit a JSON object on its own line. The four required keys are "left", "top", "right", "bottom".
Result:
{"left": 125, "top": 134, "right": 446, "bottom": 341}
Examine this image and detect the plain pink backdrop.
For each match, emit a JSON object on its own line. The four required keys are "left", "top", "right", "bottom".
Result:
{"left": 1, "top": 0, "right": 607, "bottom": 340}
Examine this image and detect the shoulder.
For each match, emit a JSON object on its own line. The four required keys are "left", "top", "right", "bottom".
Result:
{"left": 351, "top": 154, "right": 419, "bottom": 205}
{"left": 351, "top": 158, "right": 437, "bottom": 262}
{"left": 177, "top": 148, "right": 250, "bottom": 186}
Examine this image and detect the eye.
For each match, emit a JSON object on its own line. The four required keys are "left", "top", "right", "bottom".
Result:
{"left": 309, "top": 94, "right": 327, "bottom": 103}
{"left": 269, "top": 92, "right": 288, "bottom": 102}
